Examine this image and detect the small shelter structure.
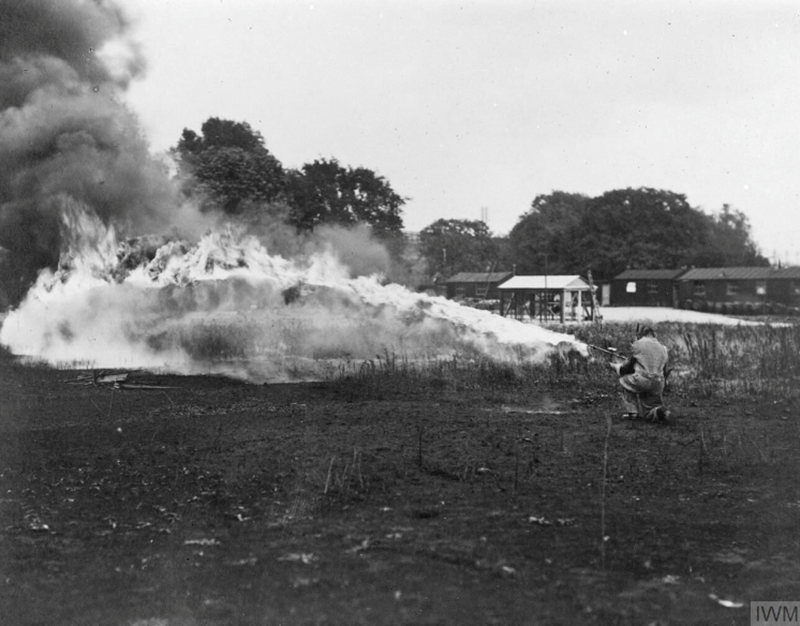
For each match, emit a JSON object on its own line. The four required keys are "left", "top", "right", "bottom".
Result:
{"left": 611, "top": 269, "right": 686, "bottom": 307}
{"left": 445, "top": 271, "right": 513, "bottom": 301}
{"left": 497, "top": 275, "right": 595, "bottom": 322}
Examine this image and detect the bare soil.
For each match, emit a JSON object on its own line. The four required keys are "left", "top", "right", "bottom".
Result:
{"left": 1, "top": 354, "right": 799, "bottom": 625}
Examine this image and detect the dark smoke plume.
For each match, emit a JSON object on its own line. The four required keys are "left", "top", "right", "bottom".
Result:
{"left": 0, "top": 0, "right": 186, "bottom": 304}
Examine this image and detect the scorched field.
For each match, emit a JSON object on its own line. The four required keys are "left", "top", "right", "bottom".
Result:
{"left": 1, "top": 321, "right": 800, "bottom": 626}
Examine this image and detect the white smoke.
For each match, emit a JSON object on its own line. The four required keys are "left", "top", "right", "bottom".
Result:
{"left": 0, "top": 0, "right": 216, "bottom": 303}
{"left": 0, "top": 205, "right": 583, "bottom": 381}
{"left": 0, "top": 0, "right": 585, "bottom": 380}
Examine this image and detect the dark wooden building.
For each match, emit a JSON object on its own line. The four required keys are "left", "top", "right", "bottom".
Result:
{"left": 768, "top": 267, "right": 800, "bottom": 310}
{"left": 676, "top": 267, "right": 774, "bottom": 312}
{"left": 610, "top": 269, "right": 686, "bottom": 307}
{"left": 444, "top": 272, "right": 513, "bottom": 301}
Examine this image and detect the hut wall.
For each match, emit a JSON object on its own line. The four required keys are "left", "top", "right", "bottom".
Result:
{"left": 610, "top": 279, "right": 674, "bottom": 307}
{"left": 767, "top": 277, "right": 800, "bottom": 309}
{"left": 446, "top": 281, "right": 506, "bottom": 300}
{"left": 677, "top": 279, "right": 771, "bottom": 311}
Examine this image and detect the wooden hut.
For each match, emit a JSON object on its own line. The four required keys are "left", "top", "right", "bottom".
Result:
{"left": 444, "top": 271, "right": 513, "bottom": 301}
{"left": 610, "top": 269, "right": 686, "bottom": 307}
{"left": 768, "top": 266, "right": 800, "bottom": 312}
{"left": 497, "top": 275, "right": 595, "bottom": 322}
{"left": 676, "top": 267, "right": 774, "bottom": 313}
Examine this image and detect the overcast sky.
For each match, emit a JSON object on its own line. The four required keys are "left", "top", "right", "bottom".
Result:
{"left": 123, "top": 0, "right": 800, "bottom": 263}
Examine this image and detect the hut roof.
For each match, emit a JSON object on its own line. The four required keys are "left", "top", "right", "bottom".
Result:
{"left": 773, "top": 266, "right": 800, "bottom": 279}
{"left": 497, "top": 275, "right": 590, "bottom": 291}
{"left": 613, "top": 269, "right": 687, "bottom": 280}
{"left": 678, "top": 267, "right": 774, "bottom": 281}
{"left": 445, "top": 272, "right": 513, "bottom": 284}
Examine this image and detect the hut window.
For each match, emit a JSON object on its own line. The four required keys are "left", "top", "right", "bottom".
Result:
{"left": 455, "top": 286, "right": 466, "bottom": 298}
{"left": 726, "top": 282, "right": 739, "bottom": 296}
{"left": 755, "top": 280, "right": 767, "bottom": 296}
{"left": 647, "top": 282, "right": 658, "bottom": 294}
{"left": 626, "top": 281, "right": 637, "bottom": 293}
{"left": 692, "top": 281, "right": 706, "bottom": 297}
{"left": 793, "top": 281, "right": 800, "bottom": 295}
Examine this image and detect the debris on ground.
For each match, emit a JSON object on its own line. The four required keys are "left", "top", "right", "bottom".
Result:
{"left": 709, "top": 593, "right": 745, "bottom": 608}
{"left": 64, "top": 370, "right": 181, "bottom": 389}
{"left": 528, "top": 515, "right": 576, "bottom": 527}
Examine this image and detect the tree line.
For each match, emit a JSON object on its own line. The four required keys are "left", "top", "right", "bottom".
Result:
{"left": 175, "top": 118, "right": 767, "bottom": 285}
{"left": 414, "top": 193, "right": 766, "bottom": 284}
{"left": 174, "top": 118, "right": 406, "bottom": 257}
{"left": 0, "top": 116, "right": 768, "bottom": 307}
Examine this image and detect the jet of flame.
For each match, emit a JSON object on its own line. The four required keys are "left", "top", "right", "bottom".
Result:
{"left": 0, "top": 0, "right": 585, "bottom": 381}
{"left": 0, "top": 205, "right": 584, "bottom": 382}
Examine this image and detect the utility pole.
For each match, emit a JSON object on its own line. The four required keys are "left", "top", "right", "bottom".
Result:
{"left": 543, "top": 253, "right": 549, "bottom": 322}
{"left": 587, "top": 269, "right": 602, "bottom": 322}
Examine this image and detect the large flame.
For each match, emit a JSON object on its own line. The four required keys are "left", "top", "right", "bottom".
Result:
{"left": 0, "top": 0, "right": 584, "bottom": 381}
{"left": 0, "top": 205, "right": 583, "bottom": 382}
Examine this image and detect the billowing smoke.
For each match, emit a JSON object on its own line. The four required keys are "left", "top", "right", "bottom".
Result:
{"left": 0, "top": 0, "right": 585, "bottom": 380}
{"left": 0, "top": 0, "right": 206, "bottom": 304}
{"left": 302, "top": 224, "right": 392, "bottom": 277}
{"left": 0, "top": 206, "right": 583, "bottom": 381}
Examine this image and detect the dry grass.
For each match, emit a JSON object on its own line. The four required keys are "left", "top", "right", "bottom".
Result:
{"left": 333, "top": 322, "right": 800, "bottom": 403}
{"left": 3, "top": 320, "right": 800, "bottom": 625}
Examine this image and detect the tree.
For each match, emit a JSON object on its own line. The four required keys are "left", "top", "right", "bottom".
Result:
{"left": 701, "top": 204, "right": 769, "bottom": 267}
{"left": 506, "top": 188, "right": 769, "bottom": 282}
{"left": 418, "top": 218, "right": 499, "bottom": 278}
{"left": 506, "top": 191, "right": 590, "bottom": 274}
{"left": 174, "top": 118, "right": 285, "bottom": 213}
{"left": 573, "top": 188, "right": 713, "bottom": 280}
{"left": 178, "top": 118, "right": 265, "bottom": 154}
{"left": 284, "top": 158, "right": 405, "bottom": 251}
{"left": 502, "top": 188, "right": 769, "bottom": 283}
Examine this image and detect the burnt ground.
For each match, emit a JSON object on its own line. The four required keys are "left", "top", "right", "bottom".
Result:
{"left": 1, "top": 355, "right": 799, "bottom": 626}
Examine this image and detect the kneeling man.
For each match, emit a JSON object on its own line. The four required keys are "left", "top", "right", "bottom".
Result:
{"left": 611, "top": 326, "right": 670, "bottom": 422}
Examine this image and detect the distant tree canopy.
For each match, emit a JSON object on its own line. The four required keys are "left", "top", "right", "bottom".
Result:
{"left": 418, "top": 219, "right": 498, "bottom": 278}
{"left": 170, "top": 120, "right": 767, "bottom": 284}
{"left": 507, "top": 188, "right": 768, "bottom": 280}
{"left": 284, "top": 158, "right": 405, "bottom": 244}
{"left": 173, "top": 119, "right": 406, "bottom": 252}
{"left": 175, "top": 118, "right": 286, "bottom": 213}
{"left": 702, "top": 204, "right": 768, "bottom": 267}
{"left": 178, "top": 117, "right": 266, "bottom": 155}
{"left": 574, "top": 188, "right": 713, "bottom": 279}
{"left": 506, "top": 191, "right": 590, "bottom": 275}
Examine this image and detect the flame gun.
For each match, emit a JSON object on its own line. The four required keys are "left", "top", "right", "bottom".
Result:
{"left": 586, "top": 344, "right": 627, "bottom": 361}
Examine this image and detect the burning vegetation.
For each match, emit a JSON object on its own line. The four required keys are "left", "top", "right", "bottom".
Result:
{"left": 0, "top": 0, "right": 209, "bottom": 305}
{"left": 0, "top": 204, "right": 582, "bottom": 381}
{"left": 0, "top": 0, "right": 584, "bottom": 380}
